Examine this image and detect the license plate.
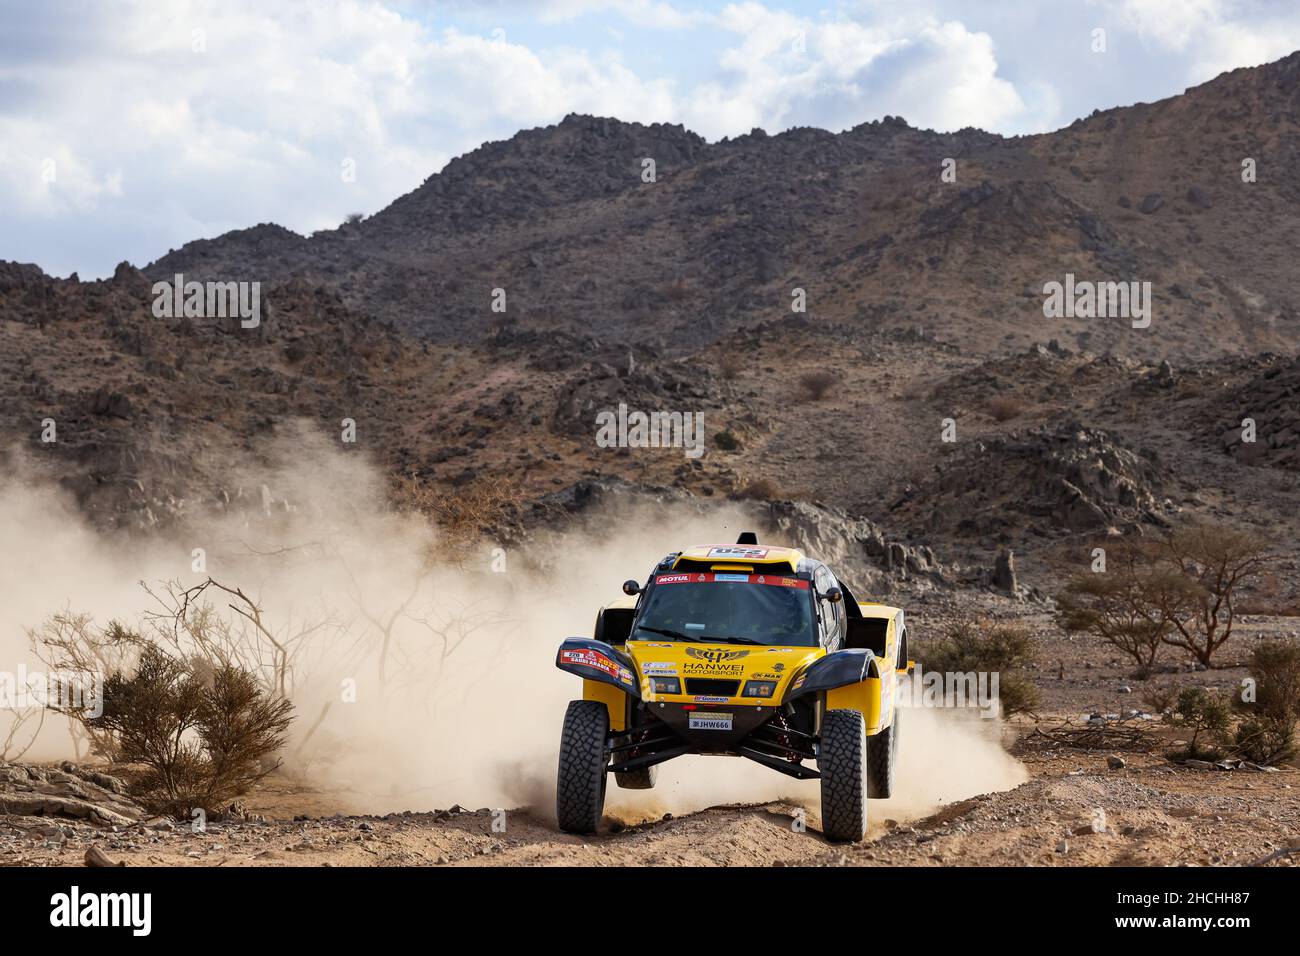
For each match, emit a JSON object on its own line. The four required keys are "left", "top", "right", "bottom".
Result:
{"left": 689, "top": 712, "right": 733, "bottom": 731}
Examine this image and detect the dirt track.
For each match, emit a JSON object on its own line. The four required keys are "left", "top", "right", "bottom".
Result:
{"left": 5, "top": 744, "right": 1297, "bottom": 867}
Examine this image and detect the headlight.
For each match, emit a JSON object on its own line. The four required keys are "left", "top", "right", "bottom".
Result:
{"left": 650, "top": 677, "right": 680, "bottom": 695}
{"left": 743, "top": 680, "right": 777, "bottom": 698}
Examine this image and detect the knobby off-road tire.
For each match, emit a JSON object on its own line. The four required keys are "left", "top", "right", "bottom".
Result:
{"left": 557, "top": 700, "right": 609, "bottom": 834}
{"left": 867, "top": 707, "right": 899, "bottom": 799}
{"left": 615, "top": 763, "right": 657, "bottom": 790}
{"left": 819, "top": 708, "right": 868, "bottom": 842}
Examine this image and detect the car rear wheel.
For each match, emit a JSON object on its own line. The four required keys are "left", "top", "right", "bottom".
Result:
{"left": 614, "top": 763, "right": 657, "bottom": 789}
{"left": 867, "top": 708, "right": 899, "bottom": 798}
{"left": 819, "top": 708, "right": 868, "bottom": 842}
{"left": 557, "top": 700, "right": 609, "bottom": 834}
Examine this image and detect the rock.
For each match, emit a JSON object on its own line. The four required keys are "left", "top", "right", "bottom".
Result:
{"left": 84, "top": 844, "right": 125, "bottom": 868}
{"left": 1138, "top": 193, "right": 1164, "bottom": 214}
{"left": 993, "top": 550, "right": 1017, "bottom": 593}
{"left": 1107, "top": 755, "right": 1126, "bottom": 769}
{"left": 1056, "top": 839, "right": 1069, "bottom": 854}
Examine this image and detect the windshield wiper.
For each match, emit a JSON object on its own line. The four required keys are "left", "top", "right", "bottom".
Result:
{"left": 699, "top": 634, "right": 767, "bottom": 645}
{"left": 634, "top": 626, "right": 698, "bottom": 642}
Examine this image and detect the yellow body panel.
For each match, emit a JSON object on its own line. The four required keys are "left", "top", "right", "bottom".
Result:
{"left": 581, "top": 590, "right": 903, "bottom": 736}
{"left": 827, "top": 677, "right": 883, "bottom": 733}
{"left": 583, "top": 678, "right": 627, "bottom": 731}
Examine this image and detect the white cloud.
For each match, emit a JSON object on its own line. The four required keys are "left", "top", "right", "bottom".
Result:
{"left": 3, "top": 0, "right": 1299, "bottom": 278}
{"left": 680, "top": 4, "right": 1029, "bottom": 137}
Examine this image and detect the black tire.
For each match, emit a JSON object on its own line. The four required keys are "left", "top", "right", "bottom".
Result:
{"left": 819, "top": 708, "right": 868, "bottom": 842}
{"left": 615, "top": 763, "right": 657, "bottom": 790}
{"left": 557, "top": 700, "right": 609, "bottom": 834}
{"left": 867, "top": 708, "right": 900, "bottom": 799}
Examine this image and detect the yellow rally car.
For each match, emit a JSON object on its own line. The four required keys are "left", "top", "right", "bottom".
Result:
{"left": 555, "top": 533, "right": 911, "bottom": 842}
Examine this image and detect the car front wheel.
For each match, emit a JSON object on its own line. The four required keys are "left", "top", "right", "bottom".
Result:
{"left": 819, "top": 708, "right": 868, "bottom": 841}
{"left": 556, "top": 700, "right": 609, "bottom": 834}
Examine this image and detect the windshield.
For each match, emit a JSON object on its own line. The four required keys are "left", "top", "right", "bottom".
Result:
{"left": 631, "top": 572, "right": 817, "bottom": 647}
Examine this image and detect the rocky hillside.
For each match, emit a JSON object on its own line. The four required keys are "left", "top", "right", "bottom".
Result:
{"left": 137, "top": 53, "right": 1300, "bottom": 361}
{"left": 1, "top": 54, "right": 1298, "bottom": 592}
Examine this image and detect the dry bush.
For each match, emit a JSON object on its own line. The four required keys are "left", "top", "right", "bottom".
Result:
{"left": 1055, "top": 541, "right": 1183, "bottom": 678}
{"left": 713, "top": 429, "right": 741, "bottom": 451}
{"left": 733, "top": 476, "right": 782, "bottom": 501}
{"left": 1233, "top": 640, "right": 1300, "bottom": 764}
{"left": 923, "top": 615, "right": 1040, "bottom": 718}
{"left": 798, "top": 370, "right": 838, "bottom": 401}
{"left": 394, "top": 473, "right": 522, "bottom": 553}
{"left": 718, "top": 352, "right": 745, "bottom": 381}
{"left": 987, "top": 396, "right": 1027, "bottom": 422}
{"left": 88, "top": 645, "right": 293, "bottom": 817}
{"left": 1055, "top": 522, "right": 1272, "bottom": 670}
{"left": 1164, "top": 687, "right": 1231, "bottom": 760}
{"left": 1157, "top": 522, "right": 1272, "bottom": 667}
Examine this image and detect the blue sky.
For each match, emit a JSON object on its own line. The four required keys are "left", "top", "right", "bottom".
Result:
{"left": 3, "top": 0, "right": 1298, "bottom": 278}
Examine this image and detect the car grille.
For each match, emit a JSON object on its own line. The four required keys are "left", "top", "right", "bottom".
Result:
{"left": 685, "top": 679, "right": 740, "bottom": 696}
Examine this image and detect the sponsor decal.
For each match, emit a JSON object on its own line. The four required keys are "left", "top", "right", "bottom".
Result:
{"left": 751, "top": 672, "right": 780, "bottom": 681}
{"left": 655, "top": 572, "right": 808, "bottom": 589}
{"left": 689, "top": 712, "right": 734, "bottom": 731}
{"left": 706, "top": 546, "right": 769, "bottom": 559}
{"left": 655, "top": 574, "right": 692, "bottom": 585}
{"left": 684, "top": 662, "right": 745, "bottom": 676}
{"left": 641, "top": 662, "right": 677, "bottom": 676}
{"left": 773, "top": 662, "right": 786, "bottom": 672}
{"left": 561, "top": 648, "right": 628, "bottom": 683}
{"left": 693, "top": 695, "right": 729, "bottom": 703}
{"left": 685, "top": 647, "right": 750, "bottom": 664}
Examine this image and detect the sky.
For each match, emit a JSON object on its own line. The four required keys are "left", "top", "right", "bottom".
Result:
{"left": 2, "top": 0, "right": 1298, "bottom": 279}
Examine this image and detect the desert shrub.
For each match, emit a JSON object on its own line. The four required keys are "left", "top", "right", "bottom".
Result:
{"left": 1055, "top": 542, "right": 1183, "bottom": 678}
{"left": 713, "top": 430, "right": 742, "bottom": 451}
{"left": 1232, "top": 640, "right": 1300, "bottom": 764}
{"left": 923, "top": 616, "right": 1040, "bottom": 718}
{"left": 987, "top": 396, "right": 1026, "bottom": 422}
{"left": 732, "top": 476, "right": 781, "bottom": 501}
{"left": 718, "top": 353, "right": 745, "bottom": 381}
{"left": 1055, "top": 523, "right": 1272, "bottom": 670}
{"left": 1165, "top": 687, "right": 1231, "bottom": 760}
{"left": 394, "top": 473, "right": 522, "bottom": 552}
{"left": 88, "top": 646, "right": 293, "bottom": 818}
{"left": 1157, "top": 522, "right": 1271, "bottom": 667}
{"left": 797, "top": 370, "right": 837, "bottom": 401}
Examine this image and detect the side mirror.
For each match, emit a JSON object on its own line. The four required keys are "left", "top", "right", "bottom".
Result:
{"left": 622, "top": 580, "right": 642, "bottom": 596}
{"left": 823, "top": 587, "right": 843, "bottom": 604}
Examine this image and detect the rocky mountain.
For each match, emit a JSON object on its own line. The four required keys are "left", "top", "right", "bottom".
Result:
{"left": 2, "top": 53, "right": 1299, "bottom": 593}
{"left": 141, "top": 53, "right": 1300, "bottom": 361}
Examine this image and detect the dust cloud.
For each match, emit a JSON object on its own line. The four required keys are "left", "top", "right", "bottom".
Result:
{"left": 0, "top": 430, "right": 1026, "bottom": 828}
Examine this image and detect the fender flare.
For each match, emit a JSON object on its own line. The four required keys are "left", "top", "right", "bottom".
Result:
{"left": 556, "top": 638, "right": 640, "bottom": 699}
{"left": 784, "top": 648, "right": 880, "bottom": 702}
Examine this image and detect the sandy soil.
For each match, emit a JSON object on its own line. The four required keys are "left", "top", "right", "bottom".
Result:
{"left": 5, "top": 724, "right": 1296, "bottom": 868}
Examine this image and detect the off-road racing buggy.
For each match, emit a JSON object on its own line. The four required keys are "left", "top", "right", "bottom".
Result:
{"left": 554, "top": 534, "right": 911, "bottom": 842}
